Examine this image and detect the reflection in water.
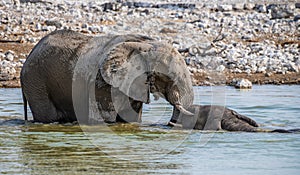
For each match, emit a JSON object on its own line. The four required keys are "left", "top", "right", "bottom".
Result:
{"left": 1, "top": 123, "right": 184, "bottom": 174}
{"left": 0, "top": 85, "right": 300, "bottom": 174}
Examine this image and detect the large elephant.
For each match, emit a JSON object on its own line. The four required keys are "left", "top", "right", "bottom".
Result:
{"left": 21, "top": 30, "right": 194, "bottom": 124}
{"left": 169, "top": 105, "right": 299, "bottom": 133}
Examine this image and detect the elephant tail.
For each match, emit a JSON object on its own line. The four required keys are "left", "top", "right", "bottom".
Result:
{"left": 22, "top": 91, "right": 28, "bottom": 121}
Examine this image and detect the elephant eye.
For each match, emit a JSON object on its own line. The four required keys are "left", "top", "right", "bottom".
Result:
{"left": 150, "top": 85, "right": 157, "bottom": 92}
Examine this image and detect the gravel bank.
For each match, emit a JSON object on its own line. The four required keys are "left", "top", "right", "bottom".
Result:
{"left": 0, "top": 0, "right": 299, "bottom": 87}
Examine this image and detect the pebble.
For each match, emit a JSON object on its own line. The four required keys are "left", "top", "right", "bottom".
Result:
{"left": 0, "top": 53, "right": 5, "bottom": 59}
{"left": 0, "top": 65, "right": 16, "bottom": 81}
{"left": 5, "top": 50, "right": 15, "bottom": 61}
{"left": 254, "top": 4, "right": 266, "bottom": 13}
{"left": 218, "top": 5, "right": 232, "bottom": 12}
{"left": 265, "top": 72, "right": 273, "bottom": 77}
{"left": 5, "top": 52, "right": 14, "bottom": 61}
{"left": 289, "top": 62, "right": 299, "bottom": 73}
{"left": 294, "top": 14, "right": 300, "bottom": 21}
{"left": 233, "top": 3, "right": 244, "bottom": 11}
{"left": 19, "top": 59, "right": 26, "bottom": 64}
{"left": 244, "top": 3, "right": 255, "bottom": 10}
{"left": 45, "top": 20, "right": 63, "bottom": 28}
{"left": 216, "top": 65, "right": 225, "bottom": 72}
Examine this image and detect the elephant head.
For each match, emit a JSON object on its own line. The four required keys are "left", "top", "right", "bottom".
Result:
{"left": 99, "top": 39, "right": 194, "bottom": 122}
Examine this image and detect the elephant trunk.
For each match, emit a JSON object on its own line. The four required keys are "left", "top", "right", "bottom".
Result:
{"left": 166, "top": 83, "right": 194, "bottom": 123}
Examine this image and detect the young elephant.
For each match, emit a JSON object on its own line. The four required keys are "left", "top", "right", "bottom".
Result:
{"left": 169, "top": 105, "right": 299, "bottom": 133}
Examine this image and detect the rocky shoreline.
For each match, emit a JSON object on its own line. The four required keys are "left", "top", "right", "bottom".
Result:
{"left": 0, "top": 0, "right": 299, "bottom": 88}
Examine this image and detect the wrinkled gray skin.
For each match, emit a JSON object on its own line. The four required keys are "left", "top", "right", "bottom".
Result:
{"left": 169, "top": 105, "right": 258, "bottom": 132}
{"left": 21, "top": 30, "right": 194, "bottom": 123}
{"left": 169, "top": 105, "right": 299, "bottom": 133}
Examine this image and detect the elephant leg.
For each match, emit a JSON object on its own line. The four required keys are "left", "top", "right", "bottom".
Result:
{"left": 170, "top": 108, "right": 179, "bottom": 123}
{"left": 95, "top": 85, "right": 143, "bottom": 123}
{"left": 24, "top": 85, "right": 64, "bottom": 123}
{"left": 95, "top": 85, "right": 118, "bottom": 123}
{"left": 116, "top": 100, "right": 143, "bottom": 123}
{"left": 203, "top": 105, "right": 223, "bottom": 130}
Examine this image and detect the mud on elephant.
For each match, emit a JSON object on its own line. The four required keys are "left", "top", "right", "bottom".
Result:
{"left": 21, "top": 30, "right": 194, "bottom": 124}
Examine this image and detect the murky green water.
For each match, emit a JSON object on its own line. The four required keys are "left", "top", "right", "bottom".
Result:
{"left": 0, "top": 85, "right": 300, "bottom": 174}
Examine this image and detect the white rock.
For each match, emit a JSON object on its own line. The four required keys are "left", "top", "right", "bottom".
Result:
{"left": 233, "top": 3, "right": 244, "bottom": 11}
{"left": 1, "top": 60, "right": 11, "bottom": 67}
{"left": 88, "top": 25, "right": 101, "bottom": 33}
{"left": 235, "top": 79, "right": 252, "bottom": 89}
{"left": 288, "top": 62, "right": 299, "bottom": 72}
{"left": 205, "top": 4, "right": 218, "bottom": 10}
{"left": 188, "top": 67, "right": 197, "bottom": 73}
{"left": 254, "top": 4, "right": 266, "bottom": 13}
{"left": 185, "top": 23, "right": 194, "bottom": 29}
{"left": 28, "top": 37, "right": 36, "bottom": 43}
{"left": 5, "top": 52, "right": 14, "bottom": 61}
{"left": 245, "top": 69, "right": 251, "bottom": 74}
{"left": 0, "top": 52, "right": 5, "bottom": 59}
{"left": 251, "top": 66, "right": 258, "bottom": 73}
{"left": 81, "top": 23, "right": 88, "bottom": 28}
{"left": 47, "top": 26, "right": 56, "bottom": 31}
{"left": 16, "top": 62, "right": 23, "bottom": 68}
{"left": 35, "top": 23, "right": 42, "bottom": 31}
{"left": 244, "top": 3, "right": 255, "bottom": 10}
{"left": 19, "top": 59, "right": 26, "bottom": 64}
{"left": 19, "top": 53, "right": 27, "bottom": 59}
{"left": 257, "top": 66, "right": 267, "bottom": 73}
{"left": 216, "top": 65, "right": 225, "bottom": 72}
{"left": 232, "top": 68, "right": 242, "bottom": 73}
{"left": 218, "top": 5, "right": 232, "bottom": 12}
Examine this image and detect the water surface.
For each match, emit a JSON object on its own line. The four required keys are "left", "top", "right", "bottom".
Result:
{"left": 0, "top": 85, "right": 299, "bottom": 174}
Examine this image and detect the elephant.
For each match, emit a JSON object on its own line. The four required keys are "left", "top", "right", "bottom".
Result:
{"left": 21, "top": 30, "right": 194, "bottom": 124}
{"left": 168, "top": 105, "right": 300, "bottom": 133}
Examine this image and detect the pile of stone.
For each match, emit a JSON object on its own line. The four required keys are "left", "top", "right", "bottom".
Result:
{"left": 0, "top": 0, "right": 299, "bottom": 85}
{"left": 0, "top": 50, "right": 24, "bottom": 81}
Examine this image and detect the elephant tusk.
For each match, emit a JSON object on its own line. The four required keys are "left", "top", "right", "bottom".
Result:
{"left": 176, "top": 104, "right": 194, "bottom": 116}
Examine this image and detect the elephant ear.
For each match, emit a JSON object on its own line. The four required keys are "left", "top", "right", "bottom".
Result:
{"left": 100, "top": 41, "right": 153, "bottom": 103}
